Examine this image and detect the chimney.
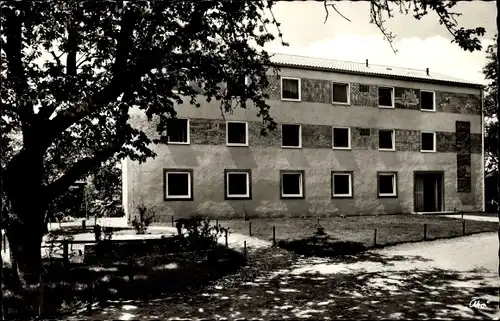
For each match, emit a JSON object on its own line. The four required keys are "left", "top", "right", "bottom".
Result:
{"left": 426, "top": 68, "right": 429, "bottom": 76}
{"left": 366, "top": 59, "right": 369, "bottom": 67}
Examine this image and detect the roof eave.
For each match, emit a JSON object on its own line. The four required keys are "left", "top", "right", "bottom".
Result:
{"left": 270, "top": 63, "right": 484, "bottom": 90}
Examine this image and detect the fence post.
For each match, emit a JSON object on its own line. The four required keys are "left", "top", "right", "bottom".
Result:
{"left": 423, "top": 223, "right": 427, "bottom": 241}
{"left": 373, "top": 228, "right": 377, "bottom": 247}
{"left": 317, "top": 218, "right": 320, "bottom": 226}
{"left": 87, "top": 279, "right": 93, "bottom": 312}
{"left": 216, "top": 219, "right": 219, "bottom": 232}
{"left": 462, "top": 220, "right": 466, "bottom": 235}
{"left": 82, "top": 219, "right": 86, "bottom": 230}
{"left": 461, "top": 211, "right": 464, "bottom": 220}
{"left": 225, "top": 229, "right": 228, "bottom": 247}
{"left": 249, "top": 222, "right": 252, "bottom": 237}
{"left": 38, "top": 273, "right": 44, "bottom": 318}
{"left": 243, "top": 241, "right": 247, "bottom": 260}
{"left": 272, "top": 226, "right": 276, "bottom": 246}
{"left": 63, "top": 241, "right": 69, "bottom": 266}
{"left": 171, "top": 216, "right": 174, "bottom": 228}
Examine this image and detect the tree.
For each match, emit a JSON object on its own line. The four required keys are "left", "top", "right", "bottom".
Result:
{"left": 483, "top": 36, "right": 499, "bottom": 175}
{"left": 1, "top": 0, "right": 286, "bottom": 293}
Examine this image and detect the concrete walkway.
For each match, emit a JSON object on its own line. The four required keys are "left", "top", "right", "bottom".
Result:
{"left": 439, "top": 214, "right": 498, "bottom": 223}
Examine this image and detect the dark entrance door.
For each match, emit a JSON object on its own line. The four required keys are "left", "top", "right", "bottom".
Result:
{"left": 414, "top": 172, "right": 444, "bottom": 212}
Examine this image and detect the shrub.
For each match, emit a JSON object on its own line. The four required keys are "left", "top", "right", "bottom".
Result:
{"left": 131, "top": 204, "right": 156, "bottom": 234}
{"left": 177, "top": 216, "right": 226, "bottom": 248}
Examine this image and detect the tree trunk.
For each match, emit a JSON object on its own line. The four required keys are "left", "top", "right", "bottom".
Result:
{"left": 496, "top": 0, "right": 500, "bottom": 278}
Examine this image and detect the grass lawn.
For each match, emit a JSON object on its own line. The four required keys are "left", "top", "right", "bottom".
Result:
{"left": 218, "top": 214, "right": 498, "bottom": 248}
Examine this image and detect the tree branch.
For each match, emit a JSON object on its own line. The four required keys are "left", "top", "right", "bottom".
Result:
{"left": 66, "top": 20, "right": 77, "bottom": 77}
{"left": 324, "top": 1, "right": 351, "bottom": 24}
{"left": 3, "top": 6, "right": 34, "bottom": 141}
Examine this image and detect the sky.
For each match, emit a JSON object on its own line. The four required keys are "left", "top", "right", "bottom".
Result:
{"left": 264, "top": 1, "right": 497, "bottom": 86}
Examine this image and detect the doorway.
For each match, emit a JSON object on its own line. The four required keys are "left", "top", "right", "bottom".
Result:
{"left": 414, "top": 172, "right": 444, "bottom": 212}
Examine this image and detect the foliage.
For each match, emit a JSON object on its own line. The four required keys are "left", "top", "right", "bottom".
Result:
{"left": 483, "top": 35, "right": 499, "bottom": 174}
{"left": 178, "top": 216, "right": 227, "bottom": 247}
{"left": 131, "top": 204, "right": 156, "bottom": 235}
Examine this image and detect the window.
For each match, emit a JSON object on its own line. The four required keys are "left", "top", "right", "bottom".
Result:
{"left": 420, "top": 91, "right": 435, "bottom": 111}
{"left": 280, "top": 170, "right": 305, "bottom": 199}
{"left": 332, "top": 127, "right": 351, "bottom": 149}
{"left": 378, "top": 129, "right": 395, "bottom": 151}
{"left": 167, "top": 118, "right": 190, "bottom": 144}
{"left": 226, "top": 121, "right": 248, "bottom": 146}
{"left": 332, "top": 82, "right": 350, "bottom": 104}
{"left": 377, "top": 172, "right": 397, "bottom": 197}
{"left": 331, "top": 172, "right": 353, "bottom": 198}
{"left": 360, "top": 84, "right": 370, "bottom": 93}
{"left": 227, "top": 75, "right": 250, "bottom": 97}
{"left": 281, "top": 124, "right": 302, "bottom": 148}
{"left": 224, "top": 169, "right": 251, "bottom": 199}
{"left": 378, "top": 87, "right": 394, "bottom": 108}
{"left": 281, "top": 77, "right": 301, "bottom": 101}
{"left": 421, "top": 131, "right": 436, "bottom": 152}
{"left": 164, "top": 169, "right": 193, "bottom": 200}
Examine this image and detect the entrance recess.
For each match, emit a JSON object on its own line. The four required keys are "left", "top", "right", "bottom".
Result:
{"left": 414, "top": 171, "right": 444, "bottom": 212}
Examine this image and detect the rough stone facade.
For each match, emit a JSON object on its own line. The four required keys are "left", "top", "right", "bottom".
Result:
{"left": 394, "top": 87, "right": 421, "bottom": 110}
{"left": 124, "top": 67, "right": 484, "bottom": 220}
{"left": 456, "top": 121, "right": 472, "bottom": 193}
{"left": 350, "top": 83, "right": 378, "bottom": 107}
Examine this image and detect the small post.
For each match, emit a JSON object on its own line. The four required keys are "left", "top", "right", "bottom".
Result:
{"left": 423, "top": 223, "right": 427, "bottom": 241}
{"left": 82, "top": 219, "right": 86, "bottom": 230}
{"left": 87, "top": 279, "right": 93, "bottom": 312}
{"left": 243, "top": 240, "right": 247, "bottom": 260}
{"left": 317, "top": 218, "right": 320, "bottom": 226}
{"left": 63, "top": 240, "right": 69, "bottom": 266}
{"left": 171, "top": 216, "right": 174, "bottom": 228}
{"left": 462, "top": 220, "right": 466, "bottom": 235}
{"left": 461, "top": 211, "right": 464, "bottom": 220}
{"left": 249, "top": 222, "right": 252, "bottom": 237}
{"left": 37, "top": 273, "right": 45, "bottom": 318}
{"left": 216, "top": 219, "right": 219, "bottom": 231}
{"left": 373, "top": 228, "right": 377, "bottom": 247}
{"left": 225, "top": 229, "right": 228, "bottom": 247}
{"left": 272, "top": 226, "right": 276, "bottom": 246}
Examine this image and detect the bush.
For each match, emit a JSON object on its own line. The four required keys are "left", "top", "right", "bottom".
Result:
{"left": 131, "top": 204, "right": 155, "bottom": 234}
{"left": 177, "top": 216, "right": 227, "bottom": 247}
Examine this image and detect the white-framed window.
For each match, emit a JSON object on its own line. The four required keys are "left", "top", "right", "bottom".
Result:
{"left": 227, "top": 75, "right": 251, "bottom": 97}
{"left": 167, "top": 118, "right": 190, "bottom": 144}
{"left": 281, "top": 124, "right": 302, "bottom": 148}
{"left": 331, "top": 172, "right": 353, "bottom": 198}
{"left": 281, "top": 77, "right": 301, "bottom": 101}
{"left": 226, "top": 121, "right": 248, "bottom": 146}
{"left": 164, "top": 169, "right": 193, "bottom": 200}
{"left": 377, "top": 172, "right": 397, "bottom": 198}
{"left": 420, "top": 90, "right": 436, "bottom": 111}
{"left": 332, "top": 126, "right": 351, "bottom": 149}
{"left": 224, "top": 169, "right": 251, "bottom": 199}
{"left": 378, "top": 129, "right": 395, "bottom": 151}
{"left": 421, "top": 131, "right": 436, "bottom": 152}
{"left": 332, "top": 82, "right": 350, "bottom": 104}
{"left": 280, "top": 170, "right": 304, "bottom": 198}
{"left": 378, "top": 86, "right": 394, "bottom": 108}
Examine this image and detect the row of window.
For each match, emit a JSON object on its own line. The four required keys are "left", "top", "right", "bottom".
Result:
{"left": 166, "top": 119, "right": 438, "bottom": 152}
{"left": 281, "top": 77, "right": 437, "bottom": 111}
{"left": 164, "top": 169, "right": 398, "bottom": 200}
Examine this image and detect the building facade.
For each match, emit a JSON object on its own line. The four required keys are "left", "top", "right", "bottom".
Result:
{"left": 123, "top": 54, "right": 484, "bottom": 222}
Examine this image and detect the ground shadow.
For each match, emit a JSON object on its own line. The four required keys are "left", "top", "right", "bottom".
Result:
{"left": 58, "top": 246, "right": 498, "bottom": 320}
{"left": 3, "top": 241, "right": 246, "bottom": 320}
